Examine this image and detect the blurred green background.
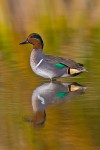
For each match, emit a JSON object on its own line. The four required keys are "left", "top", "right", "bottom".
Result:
{"left": 0, "top": 0, "right": 100, "bottom": 150}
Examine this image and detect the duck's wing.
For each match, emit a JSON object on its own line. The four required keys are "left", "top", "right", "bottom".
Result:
{"left": 45, "top": 55, "right": 83, "bottom": 69}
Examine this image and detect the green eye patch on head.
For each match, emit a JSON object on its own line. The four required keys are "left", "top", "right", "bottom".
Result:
{"left": 33, "top": 33, "right": 44, "bottom": 47}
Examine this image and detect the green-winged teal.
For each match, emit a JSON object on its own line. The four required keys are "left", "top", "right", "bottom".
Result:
{"left": 20, "top": 33, "right": 87, "bottom": 80}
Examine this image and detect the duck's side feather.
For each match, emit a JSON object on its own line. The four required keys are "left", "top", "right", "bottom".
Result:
{"left": 45, "top": 55, "right": 83, "bottom": 69}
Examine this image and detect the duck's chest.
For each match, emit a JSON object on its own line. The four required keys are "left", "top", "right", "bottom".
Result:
{"left": 30, "top": 60, "right": 50, "bottom": 78}
{"left": 30, "top": 51, "right": 51, "bottom": 78}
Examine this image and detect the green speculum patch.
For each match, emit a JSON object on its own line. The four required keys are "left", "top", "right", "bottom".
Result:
{"left": 56, "top": 92, "right": 68, "bottom": 99}
{"left": 55, "top": 63, "right": 67, "bottom": 68}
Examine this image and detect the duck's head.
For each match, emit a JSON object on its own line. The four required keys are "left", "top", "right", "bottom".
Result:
{"left": 20, "top": 33, "right": 44, "bottom": 49}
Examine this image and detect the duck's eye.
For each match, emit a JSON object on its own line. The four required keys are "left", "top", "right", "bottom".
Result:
{"left": 30, "top": 35, "right": 34, "bottom": 38}
{"left": 28, "top": 38, "right": 35, "bottom": 44}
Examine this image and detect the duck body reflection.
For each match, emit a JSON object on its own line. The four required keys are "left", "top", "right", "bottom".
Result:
{"left": 28, "top": 82, "right": 86, "bottom": 127}
{"left": 32, "top": 82, "right": 85, "bottom": 112}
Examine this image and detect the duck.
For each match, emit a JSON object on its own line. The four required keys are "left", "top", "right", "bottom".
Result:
{"left": 20, "top": 33, "right": 87, "bottom": 81}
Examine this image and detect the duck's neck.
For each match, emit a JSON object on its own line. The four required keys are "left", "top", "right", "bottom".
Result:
{"left": 30, "top": 49, "right": 44, "bottom": 65}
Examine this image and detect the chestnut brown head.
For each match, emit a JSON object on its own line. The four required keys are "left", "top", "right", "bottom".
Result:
{"left": 20, "top": 33, "right": 44, "bottom": 49}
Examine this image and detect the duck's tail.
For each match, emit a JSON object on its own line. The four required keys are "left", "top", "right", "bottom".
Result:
{"left": 68, "top": 66, "right": 88, "bottom": 77}
{"left": 81, "top": 68, "right": 88, "bottom": 72}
